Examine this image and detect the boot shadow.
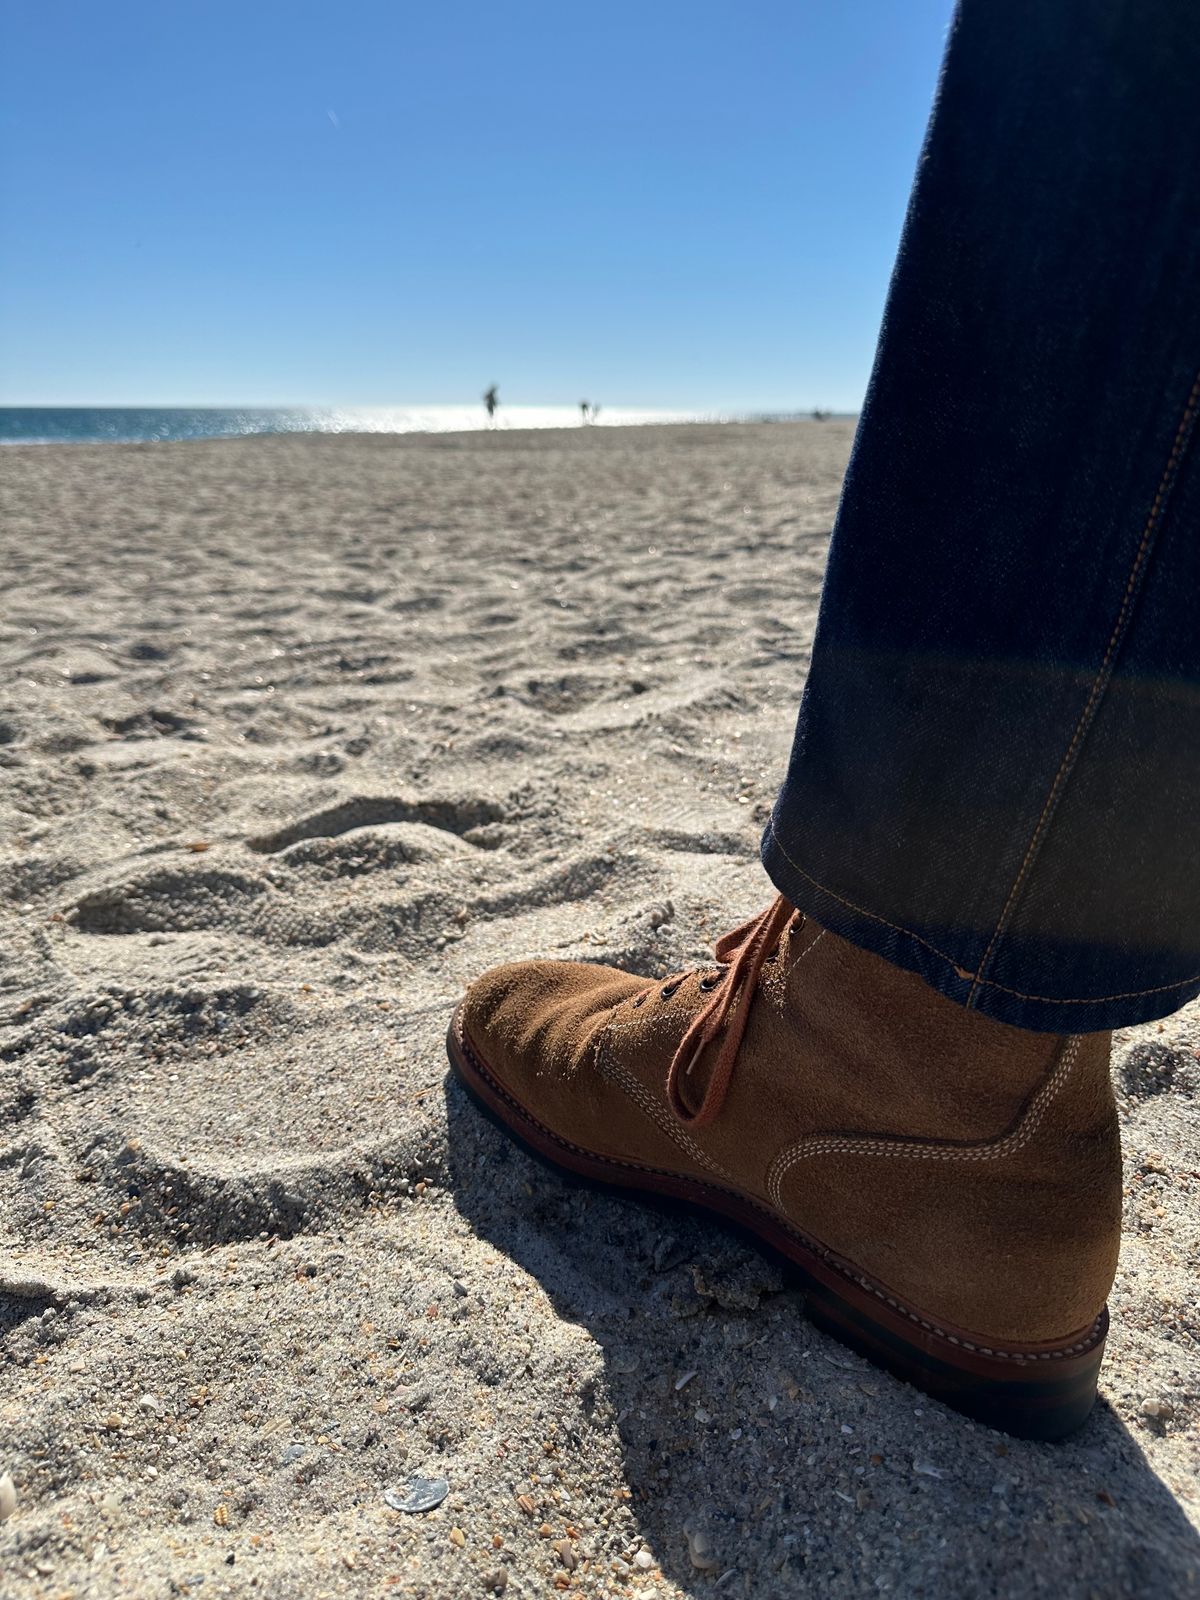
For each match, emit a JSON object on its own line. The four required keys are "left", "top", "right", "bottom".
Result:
{"left": 444, "top": 1071, "right": 1200, "bottom": 1599}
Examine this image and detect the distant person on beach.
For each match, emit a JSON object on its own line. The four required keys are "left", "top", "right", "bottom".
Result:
{"left": 483, "top": 385, "right": 499, "bottom": 424}
{"left": 579, "top": 400, "right": 591, "bottom": 423}
{"left": 450, "top": 0, "right": 1200, "bottom": 1442}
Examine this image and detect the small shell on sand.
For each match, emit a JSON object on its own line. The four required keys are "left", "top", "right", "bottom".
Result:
{"left": 687, "top": 1527, "right": 720, "bottom": 1571}
{"left": 384, "top": 1475, "right": 450, "bottom": 1514}
{"left": 0, "top": 1472, "right": 16, "bottom": 1522}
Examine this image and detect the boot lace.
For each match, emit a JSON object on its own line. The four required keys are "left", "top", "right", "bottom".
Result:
{"left": 665, "top": 893, "right": 796, "bottom": 1128}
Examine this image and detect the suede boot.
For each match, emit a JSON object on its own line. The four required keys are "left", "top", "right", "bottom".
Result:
{"left": 448, "top": 896, "right": 1122, "bottom": 1438}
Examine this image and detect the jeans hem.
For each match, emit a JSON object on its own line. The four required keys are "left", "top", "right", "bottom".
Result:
{"left": 760, "top": 818, "right": 1200, "bottom": 1034}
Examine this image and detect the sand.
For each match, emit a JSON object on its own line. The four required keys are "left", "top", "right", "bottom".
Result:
{"left": 0, "top": 422, "right": 1197, "bottom": 1600}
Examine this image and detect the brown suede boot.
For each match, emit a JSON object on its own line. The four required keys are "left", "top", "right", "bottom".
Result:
{"left": 448, "top": 895, "right": 1122, "bottom": 1439}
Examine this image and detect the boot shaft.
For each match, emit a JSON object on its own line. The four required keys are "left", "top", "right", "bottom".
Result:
{"left": 742, "top": 923, "right": 1122, "bottom": 1342}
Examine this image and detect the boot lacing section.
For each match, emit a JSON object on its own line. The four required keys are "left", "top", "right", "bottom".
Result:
{"left": 666, "top": 893, "right": 796, "bottom": 1127}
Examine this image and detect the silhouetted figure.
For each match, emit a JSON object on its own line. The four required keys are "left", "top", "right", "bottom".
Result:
{"left": 811, "top": 407, "right": 830, "bottom": 421}
{"left": 484, "top": 385, "right": 499, "bottom": 424}
{"left": 580, "top": 400, "right": 591, "bottom": 423}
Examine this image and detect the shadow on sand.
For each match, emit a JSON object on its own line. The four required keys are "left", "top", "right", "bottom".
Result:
{"left": 445, "top": 1075, "right": 1199, "bottom": 1599}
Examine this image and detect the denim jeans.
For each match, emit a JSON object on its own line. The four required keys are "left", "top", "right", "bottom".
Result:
{"left": 762, "top": 0, "right": 1200, "bottom": 1033}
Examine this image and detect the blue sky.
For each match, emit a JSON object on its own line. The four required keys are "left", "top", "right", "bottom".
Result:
{"left": 0, "top": 1, "right": 954, "bottom": 410}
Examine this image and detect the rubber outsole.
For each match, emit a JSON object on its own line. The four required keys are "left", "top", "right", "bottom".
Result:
{"left": 447, "top": 1004, "right": 1107, "bottom": 1441}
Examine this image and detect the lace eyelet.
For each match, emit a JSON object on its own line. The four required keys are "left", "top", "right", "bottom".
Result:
{"left": 660, "top": 979, "right": 683, "bottom": 999}
{"left": 632, "top": 993, "right": 646, "bottom": 1008}
{"left": 698, "top": 973, "right": 722, "bottom": 992}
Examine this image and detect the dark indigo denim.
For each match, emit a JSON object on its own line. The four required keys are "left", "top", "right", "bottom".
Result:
{"left": 762, "top": 0, "right": 1200, "bottom": 1033}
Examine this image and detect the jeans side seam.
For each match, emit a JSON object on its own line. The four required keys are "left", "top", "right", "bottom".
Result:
{"left": 966, "top": 365, "right": 1200, "bottom": 1010}
{"left": 767, "top": 815, "right": 1200, "bottom": 1005}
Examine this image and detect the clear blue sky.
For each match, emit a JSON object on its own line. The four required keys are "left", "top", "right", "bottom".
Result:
{"left": 0, "top": 1, "right": 954, "bottom": 410}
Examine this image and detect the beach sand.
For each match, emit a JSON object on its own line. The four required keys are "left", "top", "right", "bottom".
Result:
{"left": 1, "top": 423, "right": 1197, "bottom": 1598}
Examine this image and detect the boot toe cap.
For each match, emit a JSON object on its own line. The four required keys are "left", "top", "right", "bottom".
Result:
{"left": 459, "top": 957, "right": 644, "bottom": 1095}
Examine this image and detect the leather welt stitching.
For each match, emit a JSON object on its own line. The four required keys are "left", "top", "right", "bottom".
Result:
{"left": 598, "top": 1021, "right": 733, "bottom": 1182}
{"left": 787, "top": 926, "right": 826, "bottom": 976}
{"left": 766, "top": 1036, "right": 1081, "bottom": 1211}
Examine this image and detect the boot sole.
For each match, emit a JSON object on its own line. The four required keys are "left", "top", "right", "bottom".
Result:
{"left": 447, "top": 1005, "right": 1108, "bottom": 1441}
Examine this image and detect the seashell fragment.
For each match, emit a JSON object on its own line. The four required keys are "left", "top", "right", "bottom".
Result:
{"left": 384, "top": 1475, "right": 450, "bottom": 1514}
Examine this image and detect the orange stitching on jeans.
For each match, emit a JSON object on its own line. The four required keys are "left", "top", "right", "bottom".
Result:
{"left": 962, "top": 968, "right": 1200, "bottom": 1003}
{"left": 968, "top": 367, "right": 1200, "bottom": 1009}
{"left": 765, "top": 817, "right": 963, "bottom": 967}
{"left": 767, "top": 816, "right": 1200, "bottom": 1004}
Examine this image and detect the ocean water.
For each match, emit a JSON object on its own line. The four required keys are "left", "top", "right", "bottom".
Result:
{"left": 0, "top": 405, "right": 726, "bottom": 445}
